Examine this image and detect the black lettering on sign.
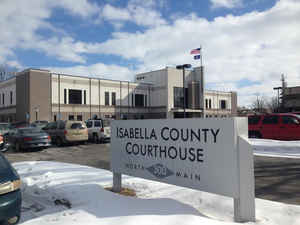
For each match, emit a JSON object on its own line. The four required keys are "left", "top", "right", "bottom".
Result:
{"left": 211, "top": 128, "right": 220, "bottom": 143}
{"left": 161, "top": 127, "right": 169, "bottom": 141}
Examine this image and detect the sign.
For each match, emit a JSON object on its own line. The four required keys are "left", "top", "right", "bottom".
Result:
{"left": 110, "top": 118, "right": 255, "bottom": 222}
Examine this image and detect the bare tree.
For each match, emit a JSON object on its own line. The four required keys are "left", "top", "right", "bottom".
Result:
{"left": 266, "top": 96, "right": 280, "bottom": 113}
{"left": 250, "top": 95, "right": 268, "bottom": 113}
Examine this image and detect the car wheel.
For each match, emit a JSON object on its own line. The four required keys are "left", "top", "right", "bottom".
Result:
{"left": 93, "top": 133, "right": 99, "bottom": 143}
{"left": 7, "top": 214, "right": 20, "bottom": 225}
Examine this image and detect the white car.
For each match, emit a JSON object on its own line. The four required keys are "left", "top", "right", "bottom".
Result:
{"left": 86, "top": 119, "right": 111, "bottom": 143}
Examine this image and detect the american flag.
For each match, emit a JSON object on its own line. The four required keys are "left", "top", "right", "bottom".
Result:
{"left": 190, "top": 48, "right": 201, "bottom": 54}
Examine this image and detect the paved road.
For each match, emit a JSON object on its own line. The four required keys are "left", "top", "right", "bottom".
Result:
{"left": 4, "top": 143, "right": 300, "bottom": 205}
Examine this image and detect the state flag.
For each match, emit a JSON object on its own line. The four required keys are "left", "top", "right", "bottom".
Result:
{"left": 194, "top": 55, "right": 201, "bottom": 60}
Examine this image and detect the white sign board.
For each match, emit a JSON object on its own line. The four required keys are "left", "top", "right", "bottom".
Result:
{"left": 111, "top": 118, "right": 255, "bottom": 222}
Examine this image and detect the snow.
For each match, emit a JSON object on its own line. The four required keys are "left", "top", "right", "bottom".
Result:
{"left": 14, "top": 159, "right": 300, "bottom": 225}
{"left": 250, "top": 139, "right": 300, "bottom": 158}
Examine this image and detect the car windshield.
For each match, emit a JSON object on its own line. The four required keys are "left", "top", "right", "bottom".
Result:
{"left": 19, "top": 128, "right": 43, "bottom": 134}
{"left": 70, "top": 123, "right": 85, "bottom": 129}
{"left": 86, "top": 121, "right": 93, "bottom": 128}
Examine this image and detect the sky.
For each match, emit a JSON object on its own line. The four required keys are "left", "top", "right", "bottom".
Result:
{"left": 1, "top": 0, "right": 300, "bottom": 106}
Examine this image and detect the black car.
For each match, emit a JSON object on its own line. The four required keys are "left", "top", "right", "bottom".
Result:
{"left": 5, "top": 128, "right": 51, "bottom": 152}
{"left": 0, "top": 152, "right": 22, "bottom": 224}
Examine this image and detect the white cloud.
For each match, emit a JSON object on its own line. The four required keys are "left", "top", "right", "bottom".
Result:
{"left": 210, "top": 0, "right": 243, "bottom": 9}
{"left": 102, "top": 4, "right": 131, "bottom": 21}
{"left": 1, "top": 0, "right": 300, "bottom": 107}
{"left": 49, "top": 0, "right": 100, "bottom": 18}
{"left": 0, "top": 0, "right": 100, "bottom": 64}
{"left": 78, "top": 0, "right": 300, "bottom": 106}
{"left": 47, "top": 63, "right": 133, "bottom": 81}
{"left": 98, "top": 0, "right": 167, "bottom": 28}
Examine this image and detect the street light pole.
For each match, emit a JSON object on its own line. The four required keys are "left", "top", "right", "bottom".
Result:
{"left": 176, "top": 64, "right": 192, "bottom": 118}
{"left": 183, "top": 68, "right": 186, "bottom": 118}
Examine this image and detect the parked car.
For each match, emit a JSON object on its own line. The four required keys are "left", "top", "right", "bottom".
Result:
{"left": 0, "top": 123, "right": 12, "bottom": 152}
{"left": 4, "top": 127, "right": 51, "bottom": 152}
{"left": 86, "top": 119, "right": 111, "bottom": 143}
{"left": 248, "top": 113, "right": 300, "bottom": 140}
{"left": 10, "top": 121, "right": 29, "bottom": 129}
{"left": 42, "top": 120, "right": 88, "bottom": 146}
{"left": 31, "top": 120, "right": 48, "bottom": 129}
{"left": 0, "top": 152, "right": 22, "bottom": 224}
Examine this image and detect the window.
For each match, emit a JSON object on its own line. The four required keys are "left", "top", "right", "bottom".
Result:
{"left": 86, "top": 121, "right": 93, "bottom": 128}
{"left": 209, "top": 99, "right": 212, "bottom": 109}
{"left": 220, "top": 100, "right": 227, "bottom": 109}
{"left": 105, "top": 92, "right": 109, "bottom": 105}
{"left": 10, "top": 91, "right": 13, "bottom": 105}
{"left": 54, "top": 115, "right": 57, "bottom": 121}
{"left": 248, "top": 116, "right": 261, "bottom": 125}
{"left": 135, "top": 94, "right": 144, "bottom": 107}
{"left": 94, "top": 120, "right": 101, "bottom": 127}
{"left": 205, "top": 99, "right": 208, "bottom": 109}
{"left": 64, "top": 89, "right": 67, "bottom": 104}
{"left": 145, "top": 95, "right": 147, "bottom": 107}
{"left": 2, "top": 93, "right": 4, "bottom": 105}
{"left": 84, "top": 90, "right": 86, "bottom": 104}
{"left": 49, "top": 122, "right": 57, "bottom": 129}
{"left": 282, "top": 116, "right": 299, "bottom": 125}
{"left": 173, "top": 87, "right": 184, "bottom": 108}
{"left": 262, "top": 116, "right": 278, "bottom": 124}
{"left": 69, "top": 115, "right": 75, "bottom": 121}
{"left": 70, "top": 123, "right": 85, "bottom": 129}
{"left": 112, "top": 92, "right": 116, "bottom": 106}
{"left": 77, "top": 115, "right": 83, "bottom": 121}
{"left": 69, "top": 89, "right": 82, "bottom": 104}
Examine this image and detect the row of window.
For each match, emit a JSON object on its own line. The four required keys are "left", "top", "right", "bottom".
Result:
{"left": 62, "top": 88, "right": 147, "bottom": 107}
{"left": 205, "top": 99, "right": 227, "bottom": 109}
{"left": 63, "top": 89, "right": 117, "bottom": 106}
{"left": 173, "top": 87, "right": 228, "bottom": 110}
{"left": 53, "top": 114, "right": 114, "bottom": 122}
{"left": 0, "top": 92, "right": 13, "bottom": 106}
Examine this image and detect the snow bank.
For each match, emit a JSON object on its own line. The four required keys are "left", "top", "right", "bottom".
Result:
{"left": 250, "top": 139, "right": 300, "bottom": 158}
{"left": 13, "top": 161, "right": 300, "bottom": 225}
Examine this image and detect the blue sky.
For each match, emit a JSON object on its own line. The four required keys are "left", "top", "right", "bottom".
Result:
{"left": 1, "top": 0, "right": 300, "bottom": 106}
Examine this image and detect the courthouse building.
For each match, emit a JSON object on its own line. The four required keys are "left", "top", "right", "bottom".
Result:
{"left": 0, "top": 67, "right": 237, "bottom": 123}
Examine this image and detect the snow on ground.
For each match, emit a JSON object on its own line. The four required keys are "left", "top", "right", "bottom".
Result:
{"left": 14, "top": 161, "right": 300, "bottom": 225}
{"left": 250, "top": 139, "right": 300, "bottom": 158}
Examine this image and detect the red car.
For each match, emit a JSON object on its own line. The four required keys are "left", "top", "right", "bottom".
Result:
{"left": 248, "top": 113, "right": 300, "bottom": 140}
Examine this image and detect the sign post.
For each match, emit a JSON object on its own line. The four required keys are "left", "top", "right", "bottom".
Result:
{"left": 111, "top": 118, "right": 255, "bottom": 222}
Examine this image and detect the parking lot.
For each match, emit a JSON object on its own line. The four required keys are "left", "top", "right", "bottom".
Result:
{"left": 4, "top": 143, "right": 300, "bottom": 205}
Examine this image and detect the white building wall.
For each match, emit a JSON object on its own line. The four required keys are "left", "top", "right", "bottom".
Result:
{"left": 90, "top": 79, "right": 99, "bottom": 105}
{"left": 136, "top": 68, "right": 168, "bottom": 108}
{"left": 51, "top": 74, "right": 150, "bottom": 109}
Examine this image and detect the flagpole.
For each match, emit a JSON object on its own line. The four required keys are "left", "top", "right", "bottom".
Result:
{"left": 200, "top": 46, "right": 205, "bottom": 118}
{"left": 200, "top": 45, "right": 203, "bottom": 68}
